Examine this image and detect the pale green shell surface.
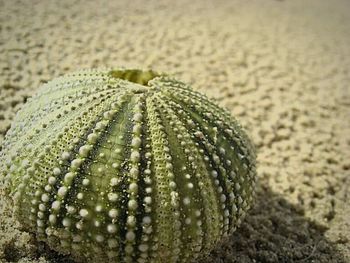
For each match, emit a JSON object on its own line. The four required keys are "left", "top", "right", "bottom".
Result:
{"left": 0, "top": 69, "right": 257, "bottom": 263}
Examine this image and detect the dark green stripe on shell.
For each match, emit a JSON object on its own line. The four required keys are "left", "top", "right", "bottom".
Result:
{"left": 0, "top": 69, "right": 257, "bottom": 263}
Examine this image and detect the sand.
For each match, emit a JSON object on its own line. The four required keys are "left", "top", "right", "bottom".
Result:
{"left": 0, "top": 0, "right": 349, "bottom": 262}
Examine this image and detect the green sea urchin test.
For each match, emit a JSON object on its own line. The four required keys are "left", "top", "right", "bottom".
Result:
{"left": 0, "top": 69, "right": 257, "bottom": 263}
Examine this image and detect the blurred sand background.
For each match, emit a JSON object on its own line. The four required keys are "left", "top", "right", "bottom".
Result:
{"left": 0, "top": 0, "right": 349, "bottom": 262}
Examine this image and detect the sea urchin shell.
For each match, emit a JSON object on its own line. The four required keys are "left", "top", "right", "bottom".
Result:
{"left": 0, "top": 69, "right": 257, "bottom": 263}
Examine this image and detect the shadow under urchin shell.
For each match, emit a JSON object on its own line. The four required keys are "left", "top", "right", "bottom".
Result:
{"left": 0, "top": 68, "right": 257, "bottom": 263}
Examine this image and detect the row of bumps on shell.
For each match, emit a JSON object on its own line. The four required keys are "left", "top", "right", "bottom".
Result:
{"left": 0, "top": 69, "right": 257, "bottom": 263}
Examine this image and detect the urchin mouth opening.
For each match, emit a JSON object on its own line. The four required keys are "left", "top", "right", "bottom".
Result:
{"left": 109, "top": 69, "right": 162, "bottom": 86}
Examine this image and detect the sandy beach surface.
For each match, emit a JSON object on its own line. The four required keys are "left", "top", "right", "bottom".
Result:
{"left": 0, "top": 0, "right": 349, "bottom": 262}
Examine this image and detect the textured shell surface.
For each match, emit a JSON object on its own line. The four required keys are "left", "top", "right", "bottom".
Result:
{"left": 0, "top": 69, "right": 257, "bottom": 263}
